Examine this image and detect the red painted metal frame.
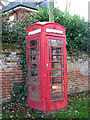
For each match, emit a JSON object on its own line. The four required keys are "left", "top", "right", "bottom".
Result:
{"left": 45, "top": 36, "right": 67, "bottom": 112}
{"left": 26, "top": 22, "right": 67, "bottom": 114}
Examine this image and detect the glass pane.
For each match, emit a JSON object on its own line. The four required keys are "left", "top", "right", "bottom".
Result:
{"left": 52, "top": 63, "right": 61, "bottom": 69}
{"left": 38, "top": 78, "right": 40, "bottom": 84}
{"left": 62, "top": 63, "right": 64, "bottom": 69}
{"left": 30, "top": 63, "right": 37, "bottom": 69}
{"left": 49, "top": 39, "right": 50, "bottom": 46}
{"left": 30, "top": 55, "right": 37, "bottom": 61}
{"left": 52, "top": 55, "right": 61, "bottom": 61}
{"left": 38, "top": 86, "right": 40, "bottom": 92}
{"left": 30, "top": 40, "right": 37, "bottom": 47}
{"left": 51, "top": 39, "right": 61, "bottom": 46}
{"left": 50, "top": 85, "right": 52, "bottom": 93}
{"left": 49, "top": 78, "right": 51, "bottom": 84}
{"left": 62, "top": 41, "right": 63, "bottom": 46}
{"left": 52, "top": 77, "right": 62, "bottom": 84}
{"left": 62, "top": 48, "right": 64, "bottom": 54}
{"left": 38, "top": 46, "right": 39, "bottom": 53}
{"left": 62, "top": 56, "right": 64, "bottom": 61}
{"left": 63, "top": 70, "right": 64, "bottom": 76}
{"left": 37, "top": 39, "right": 39, "bottom": 46}
{"left": 52, "top": 93, "right": 62, "bottom": 100}
{"left": 62, "top": 92, "right": 65, "bottom": 98}
{"left": 30, "top": 70, "right": 37, "bottom": 76}
{"left": 30, "top": 47, "right": 37, "bottom": 54}
{"left": 28, "top": 77, "right": 38, "bottom": 84}
{"left": 31, "top": 93, "right": 38, "bottom": 100}
{"left": 49, "top": 70, "right": 51, "bottom": 76}
{"left": 50, "top": 94, "right": 52, "bottom": 100}
{"left": 63, "top": 77, "right": 64, "bottom": 83}
{"left": 52, "top": 47, "right": 61, "bottom": 54}
{"left": 39, "top": 94, "right": 40, "bottom": 100}
{"left": 52, "top": 70, "right": 61, "bottom": 76}
{"left": 31, "top": 85, "right": 38, "bottom": 92}
{"left": 62, "top": 85, "right": 65, "bottom": 92}
{"left": 49, "top": 55, "right": 51, "bottom": 61}
{"left": 37, "top": 70, "right": 40, "bottom": 76}
{"left": 52, "top": 85, "right": 62, "bottom": 92}
{"left": 49, "top": 47, "right": 51, "bottom": 53}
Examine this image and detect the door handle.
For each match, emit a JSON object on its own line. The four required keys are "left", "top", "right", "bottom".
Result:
{"left": 46, "top": 64, "right": 48, "bottom": 67}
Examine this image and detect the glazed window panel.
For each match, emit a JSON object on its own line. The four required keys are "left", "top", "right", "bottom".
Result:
{"left": 62, "top": 85, "right": 65, "bottom": 92}
{"left": 49, "top": 70, "right": 51, "bottom": 76}
{"left": 52, "top": 70, "right": 61, "bottom": 76}
{"left": 52, "top": 47, "right": 61, "bottom": 54}
{"left": 52, "top": 55, "right": 61, "bottom": 61}
{"left": 30, "top": 62, "right": 37, "bottom": 69}
{"left": 28, "top": 77, "right": 38, "bottom": 84}
{"left": 52, "top": 77, "right": 62, "bottom": 84}
{"left": 30, "top": 47, "right": 37, "bottom": 54}
{"left": 37, "top": 39, "right": 39, "bottom": 46}
{"left": 63, "top": 77, "right": 64, "bottom": 83}
{"left": 62, "top": 41, "right": 64, "bottom": 46}
{"left": 38, "top": 46, "right": 39, "bottom": 53}
{"left": 52, "top": 63, "right": 61, "bottom": 69}
{"left": 51, "top": 39, "right": 61, "bottom": 46}
{"left": 49, "top": 38, "right": 65, "bottom": 101}
{"left": 30, "top": 40, "right": 37, "bottom": 47}
{"left": 62, "top": 48, "right": 64, "bottom": 54}
{"left": 31, "top": 93, "right": 38, "bottom": 100}
{"left": 30, "top": 70, "right": 38, "bottom": 76}
{"left": 50, "top": 85, "right": 52, "bottom": 93}
{"left": 52, "top": 93, "right": 64, "bottom": 100}
{"left": 29, "top": 39, "right": 40, "bottom": 101}
{"left": 62, "top": 63, "right": 64, "bottom": 69}
{"left": 30, "top": 55, "right": 39, "bottom": 61}
{"left": 49, "top": 78, "right": 51, "bottom": 84}
{"left": 62, "top": 56, "right": 64, "bottom": 61}
{"left": 49, "top": 55, "right": 52, "bottom": 61}
{"left": 49, "top": 39, "right": 50, "bottom": 46}
{"left": 31, "top": 85, "right": 38, "bottom": 92}
{"left": 39, "top": 94, "right": 40, "bottom": 100}
{"left": 52, "top": 85, "right": 62, "bottom": 92}
{"left": 63, "top": 70, "right": 64, "bottom": 76}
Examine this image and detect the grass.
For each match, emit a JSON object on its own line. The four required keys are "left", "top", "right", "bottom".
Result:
{"left": 2, "top": 91, "right": 89, "bottom": 119}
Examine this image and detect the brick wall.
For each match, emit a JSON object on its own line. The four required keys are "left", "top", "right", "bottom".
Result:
{"left": 0, "top": 49, "right": 24, "bottom": 102}
{"left": 67, "top": 50, "right": 88, "bottom": 94}
{"left": 0, "top": 49, "right": 88, "bottom": 102}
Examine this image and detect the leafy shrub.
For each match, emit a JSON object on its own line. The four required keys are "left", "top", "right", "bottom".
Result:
{"left": 34, "top": 7, "right": 88, "bottom": 51}
{"left": 10, "top": 81, "right": 29, "bottom": 105}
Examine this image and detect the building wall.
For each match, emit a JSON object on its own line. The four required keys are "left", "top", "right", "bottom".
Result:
{"left": 67, "top": 51, "right": 88, "bottom": 94}
{"left": 1, "top": 49, "right": 24, "bottom": 102}
{"left": 0, "top": 49, "right": 88, "bottom": 102}
{"left": 8, "top": 8, "right": 38, "bottom": 22}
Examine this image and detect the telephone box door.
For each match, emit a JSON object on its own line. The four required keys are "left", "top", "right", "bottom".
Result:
{"left": 46, "top": 36, "right": 67, "bottom": 111}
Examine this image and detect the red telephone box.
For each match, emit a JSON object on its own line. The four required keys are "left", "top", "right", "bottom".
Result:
{"left": 26, "top": 22, "right": 67, "bottom": 114}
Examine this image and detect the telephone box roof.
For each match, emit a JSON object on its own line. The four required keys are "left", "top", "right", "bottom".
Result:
{"left": 26, "top": 22, "right": 66, "bottom": 32}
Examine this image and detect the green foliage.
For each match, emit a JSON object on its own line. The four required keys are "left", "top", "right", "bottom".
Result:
{"left": 55, "top": 9, "right": 88, "bottom": 51}
{"left": 2, "top": 7, "right": 88, "bottom": 105}
{"left": 34, "top": 7, "right": 88, "bottom": 51}
{"left": 10, "top": 81, "right": 29, "bottom": 105}
{"left": 35, "top": 5, "right": 49, "bottom": 22}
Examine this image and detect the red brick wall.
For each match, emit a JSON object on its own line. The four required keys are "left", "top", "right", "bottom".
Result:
{"left": 1, "top": 49, "right": 88, "bottom": 102}
{"left": 1, "top": 49, "right": 24, "bottom": 102}
{"left": 67, "top": 51, "right": 88, "bottom": 94}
